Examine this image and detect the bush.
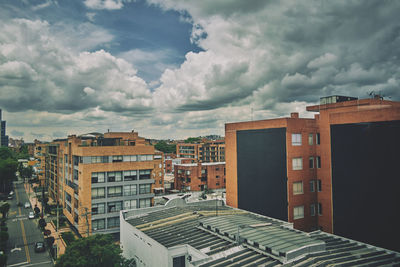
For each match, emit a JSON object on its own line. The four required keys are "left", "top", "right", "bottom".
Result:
{"left": 0, "top": 219, "right": 5, "bottom": 227}
{"left": 0, "top": 227, "right": 7, "bottom": 232}
{"left": 0, "top": 253, "right": 7, "bottom": 267}
{"left": 61, "top": 232, "right": 75, "bottom": 246}
{"left": 0, "top": 232, "right": 8, "bottom": 242}
{"left": 0, "top": 241, "right": 6, "bottom": 251}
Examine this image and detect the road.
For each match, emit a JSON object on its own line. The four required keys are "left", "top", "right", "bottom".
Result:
{"left": 5, "top": 180, "right": 53, "bottom": 267}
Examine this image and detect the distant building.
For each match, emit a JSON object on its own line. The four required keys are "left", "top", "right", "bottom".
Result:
{"left": 34, "top": 142, "right": 47, "bottom": 186}
{"left": 226, "top": 95, "right": 400, "bottom": 252}
{"left": 176, "top": 140, "right": 225, "bottom": 162}
{"left": 0, "top": 109, "right": 9, "bottom": 147}
{"left": 120, "top": 199, "right": 400, "bottom": 267}
{"left": 45, "top": 130, "right": 164, "bottom": 236}
{"left": 174, "top": 162, "right": 225, "bottom": 191}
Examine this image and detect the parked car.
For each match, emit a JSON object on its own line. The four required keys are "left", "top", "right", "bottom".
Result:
{"left": 24, "top": 202, "right": 30, "bottom": 208}
{"left": 34, "top": 242, "right": 45, "bottom": 252}
{"left": 28, "top": 212, "right": 35, "bottom": 219}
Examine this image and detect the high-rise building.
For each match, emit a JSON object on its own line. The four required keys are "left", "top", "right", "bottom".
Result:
{"left": 176, "top": 140, "right": 225, "bottom": 162}
{"left": 0, "top": 109, "right": 9, "bottom": 147}
{"left": 46, "top": 131, "right": 164, "bottom": 236}
{"left": 225, "top": 96, "right": 400, "bottom": 252}
{"left": 174, "top": 162, "right": 226, "bottom": 191}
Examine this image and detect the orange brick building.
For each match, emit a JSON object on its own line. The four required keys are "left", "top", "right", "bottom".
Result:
{"left": 46, "top": 131, "right": 164, "bottom": 236}
{"left": 176, "top": 140, "right": 225, "bottom": 162}
{"left": 34, "top": 142, "right": 47, "bottom": 186}
{"left": 174, "top": 162, "right": 226, "bottom": 191}
{"left": 226, "top": 96, "right": 400, "bottom": 252}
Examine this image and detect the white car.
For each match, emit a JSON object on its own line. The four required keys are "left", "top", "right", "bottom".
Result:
{"left": 24, "top": 202, "right": 30, "bottom": 208}
{"left": 28, "top": 211, "right": 35, "bottom": 219}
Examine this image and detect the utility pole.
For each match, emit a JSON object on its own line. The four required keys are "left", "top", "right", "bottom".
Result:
{"left": 82, "top": 207, "right": 91, "bottom": 237}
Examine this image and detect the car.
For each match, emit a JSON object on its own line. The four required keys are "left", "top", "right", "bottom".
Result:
{"left": 34, "top": 242, "right": 45, "bottom": 253}
{"left": 9, "top": 191, "right": 14, "bottom": 196}
{"left": 24, "top": 202, "right": 30, "bottom": 208}
{"left": 28, "top": 212, "right": 35, "bottom": 219}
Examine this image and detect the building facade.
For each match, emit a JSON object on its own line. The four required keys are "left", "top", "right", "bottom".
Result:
{"left": 176, "top": 140, "right": 225, "bottom": 162}
{"left": 34, "top": 142, "right": 47, "bottom": 186}
{"left": 226, "top": 96, "right": 400, "bottom": 252}
{"left": 46, "top": 131, "right": 164, "bottom": 236}
{"left": 174, "top": 162, "right": 226, "bottom": 191}
{"left": 0, "top": 109, "right": 9, "bottom": 147}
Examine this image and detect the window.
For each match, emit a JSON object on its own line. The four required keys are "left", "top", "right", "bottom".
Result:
{"left": 293, "top": 181, "right": 303, "bottom": 195}
{"left": 291, "top": 133, "right": 302, "bottom": 146}
{"left": 107, "top": 217, "right": 119, "bottom": 228}
{"left": 139, "top": 170, "right": 151, "bottom": 180}
{"left": 318, "top": 203, "right": 322, "bottom": 215}
{"left": 112, "top": 155, "right": 123, "bottom": 162}
{"left": 123, "top": 155, "right": 137, "bottom": 162}
{"left": 124, "top": 185, "right": 137, "bottom": 196}
{"left": 316, "top": 156, "right": 321, "bottom": 168}
{"left": 139, "top": 184, "right": 151, "bottom": 194}
{"left": 292, "top": 157, "right": 303, "bottom": 170}
{"left": 139, "top": 198, "right": 151, "bottom": 208}
{"left": 91, "top": 187, "right": 105, "bottom": 199}
{"left": 310, "top": 204, "right": 316, "bottom": 216}
{"left": 91, "top": 172, "right": 105, "bottom": 183}
{"left": 91, "top": 203, "right": 105, "bottom": 215}
{"left": 308, "top": 157, "right": 314, "bottom": 169}
{"left": 123, "top": 170, "right": 137, "bottom": 181}
{"left": 124, "top": 199, "right": 137, "bottom": 209}
{"left": 317, "top": 179, "right": 322, "bottom": 192}
{"left": 186, "top": 177, "right": 191, "bottom": 183}
{"left": 107, "top": 201, "right": 122, "bottom": 213}
{"left": 316, "top": 133, "right": 320, "bottom": 145}
{"left": 91, "top": 156, "right": 108, "bottom": 163}
{"left": 73, "top": 169, "right": 79, "bottom": 180}
{"left": 186, "top": 170, "right": 191, "bottom": 175}
{"left": 308, "top": 134, "right": 313, "bottom": 145}
{"left": 139, "top": 155, "right": 153, "bottom": 161}
{"left": 294, "top": 206, "right": 304, "bottom": 219}
{"left": 216, "top": 175, "right": 220, "bottom": 178}
{"left": 92, "top": 219, "right": 105, "bottom": 230}
{"left": 216, "top": 182, "right": 220, "bottom": 186}
{"left": 107, "top": 171, "right": 122, "bottom": 182}
{"left": 310, "top": 180, "right": 315, "bottom": 192}
{"left": 107, "top": 186, "right": 122, "bottom": 197}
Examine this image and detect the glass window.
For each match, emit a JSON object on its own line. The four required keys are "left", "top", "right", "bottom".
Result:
{"left": 91, "top": 188, "right": 105, "bottom": 199}
{"left": 293, "top": 181, "right": 303, "bottom": 195}
{"left": 318, "top": 203, "right": 322, "bottom": 215}
{"left": 124, "top": 199, "right": 137, "bottom": 210}
{"left": 310, "top": 204, "right": 316, "bottom": 216}
{"left": 123, "top": 170, "right": 137, "bottom": 181}
{"left": 139, "top": 198, "right": 151, "bottom": 208}
{"left": 124, "top": 185, "right": 137, "bottom": 196}
{"left": 316, "top": 133, "right": 320, "bottom": 145}
{"left": 316, "top": 156, "right": 321, "bottom": 168}
{"left": 139, "top": 170, "right": 151, "bottom": 180}
{"left": 317, "top": 179, "right": 322, "bottom": 192}
{"left": 107, "top": 217, "right": 119, "bottom": 228}
{"left": 308, "top": 134, "right": 313, "bottom": 145}
{"left": 92, "top": 172, "right": 105, "bottom": 183}
{"left": 107, "top": 171, "right": 122, "bottom": 182}
{"left": 92, "top": 219, "right": 105, "bottom": 230}
{"left": 107, "top": 186, "right": 122, "bottom": 197}
{"left": 112, "top": 155, "right": 123, "bottom": 162}
{"left": 139, "top": 184, "right": 151, "bottom": 194}
{"left": 294, "top": 206, "right": 304, "bottom": 219}
{"left": 107, "top": 201, "right": 122, "bottom": 213}
{"left": 292, "top": 133, "right": 302, "bottom": 146}
{"left": 309, "top": 157, "right": 314, "bottom": 169}
{"left": 292, "top": 157, "right": 303, "bottom": 170}
{"left": 91, "top": 203, "right": 105, "bottom": 215}
{"left": 310, "top": 180, "right": 315, "bottom": 192}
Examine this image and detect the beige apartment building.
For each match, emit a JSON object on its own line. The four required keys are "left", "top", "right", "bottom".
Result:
{"left": 46, "top": 131, "right": 164, "bottom": 236}
{"left": 176, "top": 140, "right": 225, "bottom": 162}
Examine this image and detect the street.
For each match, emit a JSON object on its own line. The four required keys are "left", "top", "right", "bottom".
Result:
{"left": 5, "top": 180, "right": 53, "bottom": 267}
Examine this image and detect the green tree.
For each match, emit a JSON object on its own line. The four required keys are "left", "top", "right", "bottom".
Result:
{"left": 155, "top": 141, "right": 176, "bottom": 154}
{"left": 0, "top": 147, "right": 15, "bottom": 161}
{"left": 0, "top": 253, "right": 7, "bottom": 267}
{"left": 20, "top": 166, "right": 33, "bottom": 181}
{"left": 0, "top": 232, "right": 8, "bottom": 242}
{"left": 0, "top": 203, "right": 10, "bottom": 218}
{"left": 17, "top": 144, "right": 29, "bottom": 159}
{"left": 56, "top": 234, "right": 125, "bottom": 267}
{"left": 184, "top": 137, "right": 201, "bottom": 143}
{"left": 0, "top": 158, "right": 17, "bottom": 193}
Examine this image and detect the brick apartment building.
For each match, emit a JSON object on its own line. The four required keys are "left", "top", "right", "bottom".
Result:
{"left": 176, "top": 140, "right": 225, "bottom": 162}
{"left": 34, "top": 142, "right": 47, "bottom": 186}
{"left": 226, "top": 95, "right": 400, "bottom": 252}
{"left": 174, "top": 162, "right": 226, "bottom": 191}
{"left": 45, "top": 131, "right": 164, "bottom": 236}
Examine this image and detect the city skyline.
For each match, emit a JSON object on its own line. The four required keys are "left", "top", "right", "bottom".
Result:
{"left": 1, "top": 1, "right": 400, "bottom": 142}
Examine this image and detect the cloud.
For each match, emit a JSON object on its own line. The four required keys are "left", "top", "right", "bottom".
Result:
{"left": 52, "top": 131, "right": 65, "bottom": 138}
{"left": 84, "top": 0, "right": 126, "bottom": 10}
{"left": 11, "top": 130, "right": 24, "bottom": 137}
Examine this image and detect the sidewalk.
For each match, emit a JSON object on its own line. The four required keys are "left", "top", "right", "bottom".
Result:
{"left": 24, "top": 183, "right": 67, "bottom": 257}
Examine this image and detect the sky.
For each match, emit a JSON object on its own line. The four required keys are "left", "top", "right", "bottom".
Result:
{"left": 1, "top": 0, "right": 400, "bottom": 142}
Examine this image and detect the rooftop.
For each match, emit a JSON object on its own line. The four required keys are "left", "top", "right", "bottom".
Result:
{"left": 123, "top": 201, "right": 400, "bottom": 266}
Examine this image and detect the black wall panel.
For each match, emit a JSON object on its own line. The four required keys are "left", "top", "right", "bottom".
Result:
{"left": 237, "top": 128, "right": 287, "bottom": 221}
{"left": 331, "top": 120, "right": 400, "bottom": 252}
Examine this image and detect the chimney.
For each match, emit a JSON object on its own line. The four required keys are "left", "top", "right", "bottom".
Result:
{"left": 290, "top": 112, "right": 299, "bottom": 118}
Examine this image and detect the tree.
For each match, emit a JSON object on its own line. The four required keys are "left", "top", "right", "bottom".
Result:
{"left": 0, "top": 203, "right": 10, "bottom": 218}
{"left": 20, "top": 166, "right": 33, "bottom": 180}
{"left": 56, "top": 234, "right": 125, "bottom": 267}
{"left": 0, "top": 158, "right": 17, "bottom": 193}
{"left": 184, "top": 137, "right": 201, "bottom": 143}
{"left": 39, "top": 218, "right": 47, "bottom": 230}
{"left": 154, "top": 141, "right": 176, "bottom": 154}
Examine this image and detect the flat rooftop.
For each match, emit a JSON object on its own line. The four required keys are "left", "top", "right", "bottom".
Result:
{"left": 124, "top": 201, "right": 400, "bottom": 266}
